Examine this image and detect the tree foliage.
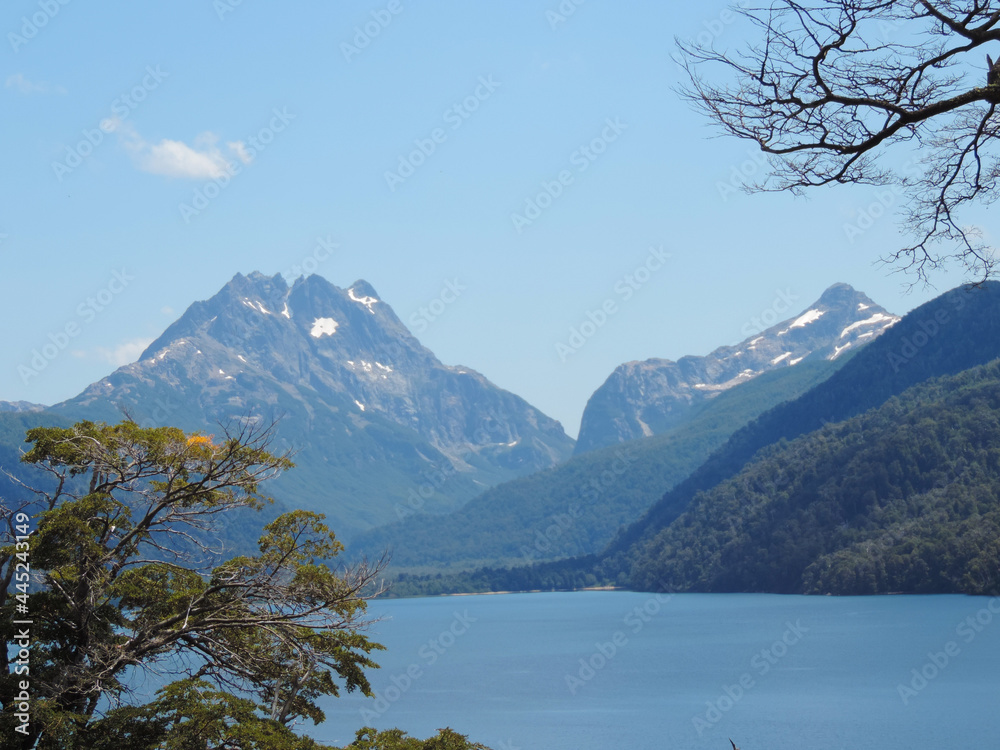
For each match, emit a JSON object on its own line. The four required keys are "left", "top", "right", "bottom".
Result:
{"left": 413, "top": 284, "right": 1000, "bottom": 596}
{"left": 0, "top": 419, "right": 388, "bottom": 749}
{"left": 626, "top": 359, "right": 1000, "bottom": 594}
{"left": 342, "top": 726, "right": 492, "bottom": 750}
{"left": 357, "top": 360, "right": 841, "bottom": 575}
{"left": 679, "top": 1, "right": 1000, "bottom": 281}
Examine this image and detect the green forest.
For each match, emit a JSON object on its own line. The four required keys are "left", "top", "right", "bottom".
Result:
{"left": 625, "top": 360, "right": 1000, "bottom": 594}
{"left": 393, "top": 358, "right": 1000, "bottom": 598}
{"left": 351, "top": 359, "right": 841, "bottom": 571}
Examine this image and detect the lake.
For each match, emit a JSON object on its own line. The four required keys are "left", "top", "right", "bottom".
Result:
{"left": 312, "top": 591, "right": 1000, "bottom": 750}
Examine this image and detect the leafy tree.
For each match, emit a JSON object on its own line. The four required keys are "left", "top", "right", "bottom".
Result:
{"left": 678, "top": 1, "right": 1000, "bottom": 282}
{"left": 0, "top": 419, "right": 388, "bottom": 749}
{"left": 343, "top": 726, "right": 492, "bottom": 750}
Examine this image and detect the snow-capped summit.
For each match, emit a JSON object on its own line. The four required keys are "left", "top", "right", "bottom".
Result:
{"left": 574, "top": 283, "right": 900, "bottom": 455}
{"left": 54, "top": 272, "right": 574, "bottom": 537}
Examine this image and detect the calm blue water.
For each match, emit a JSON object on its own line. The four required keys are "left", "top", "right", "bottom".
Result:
{"left": 313, "top": 592, "right": 1000, "bottom": 750}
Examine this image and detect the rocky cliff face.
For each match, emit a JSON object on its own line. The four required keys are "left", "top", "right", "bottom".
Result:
{"left": 574, "top": 283, "right": 899, "bottom": 454}
{"left": 55, "top": 272, "right": 574, "bottom": 537}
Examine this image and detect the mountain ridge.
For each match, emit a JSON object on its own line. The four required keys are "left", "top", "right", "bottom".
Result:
{"left": 388, "top": 282, "right": 1000, "bottom": 596}
{"left": 349, "top": 357, "right": 844, "bottom": 571}
{"left": 45, "top": 271, "right": 575, "bottom": 539}
{"left": 0, "top": 401, "right": 47, "bottom": 413}
{"left": 574, "top": 282, "right": 899, "bottom": 454}
{"left": 601, "top": 281, "right": 995, "bottom": 568}
{"left": 626, "top": 358, "right": 1000, "bottom": 595}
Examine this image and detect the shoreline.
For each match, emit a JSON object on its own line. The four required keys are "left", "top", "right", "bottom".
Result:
{"left": 387, "top": 585, "right": 625, "bottom": 599}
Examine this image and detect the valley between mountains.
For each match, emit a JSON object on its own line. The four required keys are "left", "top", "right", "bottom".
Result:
{"left": 3, "top": 274, "right": 998, "bottom": 597}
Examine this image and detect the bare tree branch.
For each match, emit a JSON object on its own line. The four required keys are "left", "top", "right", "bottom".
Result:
{"left": 677, "top": 0, "right": 1000, "bottom": 284}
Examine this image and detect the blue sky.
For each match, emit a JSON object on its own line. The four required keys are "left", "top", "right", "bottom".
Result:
{"left": 0, "top": 0, "right": 979, "bottom": 437}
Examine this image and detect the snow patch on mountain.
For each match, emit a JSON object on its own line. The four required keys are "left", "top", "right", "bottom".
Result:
{"left": 310, "top": 317, "right": 339, "bottom": 337}
{"left": 832, "top": 342, "right": 852, "bottom": 358}
{"left": 840, "top": 313, "right": 896, "bottom": 338}
{"left": 242, "top": 298, "right": 272, "bottom": 315}
{"left": 349, "top": 288, "right": 378, "bottom": 313}
{"left": 791, "top": 309, "right": 824, "bottom": 328}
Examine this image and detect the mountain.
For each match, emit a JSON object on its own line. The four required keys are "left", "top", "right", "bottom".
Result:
{"left": 626, "top": 359, "right": 1000, "bottom": 595}
{"left": 350, "top": 358, "right": 843, "bottom": 571}
{"left": 44, "top": 272, "right": 574, "bottom": 539}
{"left": 391, "top": 282, "right": 1000, "bottom": 596}
{"left": 603, "top": 281, "right": 1000, "bottom": 569}
{"left": 574, "top": 283, "right": 899, "bottom": 454}
{"left": 0, "top": 400, "right": 47, "bottom": 413}
{"left": 0, "top": 409, "right": 72, "bottom": 508}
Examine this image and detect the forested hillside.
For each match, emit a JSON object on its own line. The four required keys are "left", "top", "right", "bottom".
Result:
{"left": 392, "top": 283, "right": 1000, "bottom": 596}
{"left": 392, "top": 359, "right": 1000, "bottom": 597}
{"left": 351, "top": 359, "right": 841, "bottom": 570}
{"left": 603, "top": 282, "right": 1000, "bottom": 565}
{"left": 625, "top": 359, "right": 1000, "bottom": 594}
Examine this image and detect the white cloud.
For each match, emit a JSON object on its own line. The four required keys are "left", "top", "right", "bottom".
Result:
{"left": 118, "top": 122, "right": 251, "bottom": 180}
{"left": 228, "top": 141, "right": 252, "bottom": 165}
{"left": 95, "top": 337, "right": 155, "bottom": 367}
{"left": 5, "top": 73, "right": 64, "bottom": 95}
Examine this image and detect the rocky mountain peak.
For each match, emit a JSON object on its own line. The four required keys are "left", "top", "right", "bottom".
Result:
{"left": 574, "top": 283, "right": 900, "bottom": 454}
{"left": 54, "top": 271, "right": 574, "bottom": 538}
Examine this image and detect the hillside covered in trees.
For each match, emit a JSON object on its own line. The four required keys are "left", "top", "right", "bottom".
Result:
{"left": 625, "top": 359, "right": 1000, "bottom": 594}
{"left": 350, "top": 359, "right": 841, "bottom": 571}
{"left": 392, "top": 284, "right": 1000, "bottom": 597}
{"left": 393, "top": 359, "right": 1000, "bottom": 597}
